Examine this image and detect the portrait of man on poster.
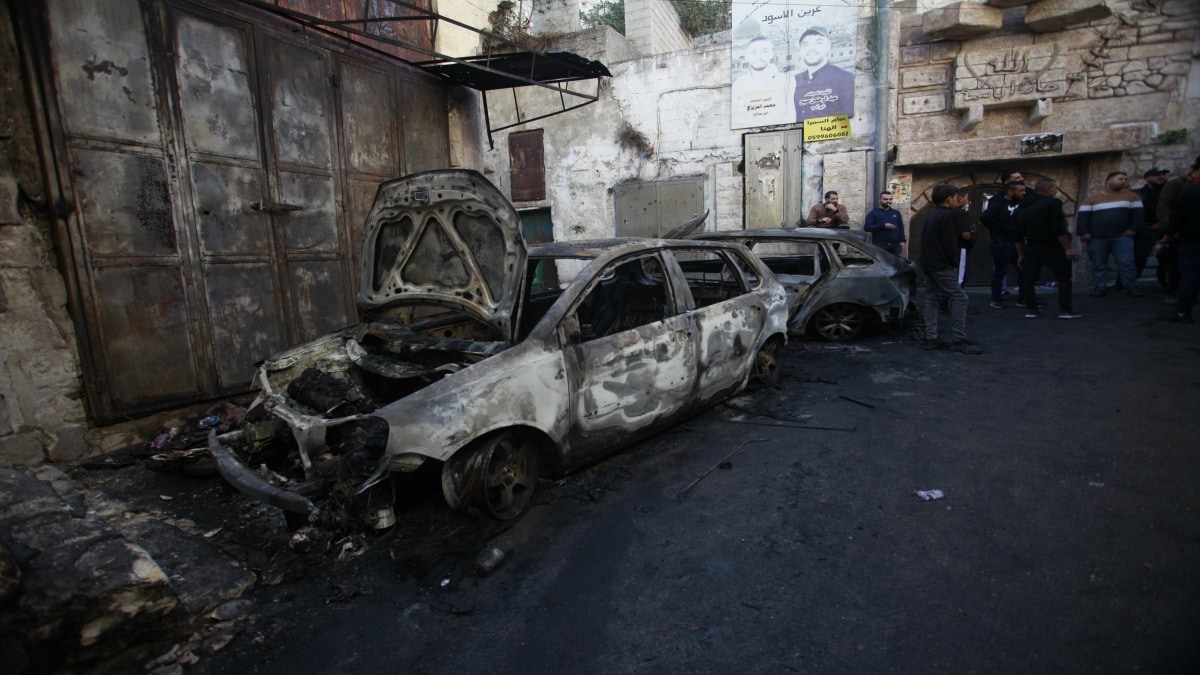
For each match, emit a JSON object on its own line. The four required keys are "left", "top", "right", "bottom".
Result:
{"left": 793, "top": 26, "right": 855, "bottom": 121}
{"left": 731, "top": 36, "right": 796, "bottom": 128}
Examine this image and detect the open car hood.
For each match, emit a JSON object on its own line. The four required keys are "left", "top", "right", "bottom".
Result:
{"left": 358, "top": 170, "right": 527, "bottom": 340}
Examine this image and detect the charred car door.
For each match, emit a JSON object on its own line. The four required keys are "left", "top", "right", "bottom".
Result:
{"left": 560, "top": 252, "right": 698, "bottom": 462}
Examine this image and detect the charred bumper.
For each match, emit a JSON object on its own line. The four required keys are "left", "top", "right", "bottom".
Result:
{"left": 208, "top": 430, "right": 315, "bottom": 515}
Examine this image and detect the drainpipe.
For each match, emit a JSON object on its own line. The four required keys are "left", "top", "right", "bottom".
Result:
{"left": 873, "top": 0, "right": 892, "bottom": 196}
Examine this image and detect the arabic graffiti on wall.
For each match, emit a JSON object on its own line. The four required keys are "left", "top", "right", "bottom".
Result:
{"left": 730, "top": 1, "right": 859, "bottom": 134}
{"left": 952, "top": 45, "right": 1067, "bottom": 110}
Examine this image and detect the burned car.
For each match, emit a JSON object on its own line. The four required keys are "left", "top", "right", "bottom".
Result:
{"left": 210, "top": 170, "right": 789, "bottom": 527}
{"left": 690, "top": 228, "right": 917, "bottom": 341}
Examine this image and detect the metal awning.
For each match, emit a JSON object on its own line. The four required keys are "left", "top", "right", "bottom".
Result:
{"left": 232, "top": 0, "right": 609, "bottom": 148}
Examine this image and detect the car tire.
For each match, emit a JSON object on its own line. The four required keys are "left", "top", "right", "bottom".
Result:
{"left": 751, "top": 337, "right": 782, "bottom": 388}
{"left": 811, "top": 303, "right": 867, "bottom": 341}
{"left": 442, "top": 430, "right": 539, "bottom": 521}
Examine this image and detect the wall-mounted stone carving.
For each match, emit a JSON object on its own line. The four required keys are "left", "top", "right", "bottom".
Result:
{"left": 953, "top": 44, "right": 1067, "bottom": 110}
{"left": 923, "top": 2, "right": 1004, "bottom": 41}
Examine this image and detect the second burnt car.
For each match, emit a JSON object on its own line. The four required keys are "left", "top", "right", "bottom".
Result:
{"left": 210, "top": 170, "right": 789, "bottom": 527}
{"left": 690, "top": 228, "right": 917, "bottom": 341}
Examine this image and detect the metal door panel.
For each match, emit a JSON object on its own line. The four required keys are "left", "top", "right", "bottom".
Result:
{"left": 744, "top": 130, "right": 801, "bottom": 229}
{"left": 345, "top": 178, "right": 381, "bottom": 291}
{"left": 656, "top": 178, "right": 705, "bottom": 232}
{"left": 174, "top": 14, "right": 258, "bottom": 159}
{"left": 73, "top": 148, "right": 176, "bottom": 256}
{"left": 278, "top": 171, "right": 338, "bottom": 251}
{"left": 203, "top": 262, "right": 286, "bottom": 388}
{"left": 92, "top": 266, "right": 200, "bottom": 407}
{"left": 191, "top": 162, "right": 269, "bottom": 255}
{"left": 614, "top": 178, "right": 704, "bottom": 237}
{"left": 614, "top": 182, "right": 657, "bottom": 237}
{"left": 265, "top": 38, "right": 333, "bottom": 169}
{"left": 289, "top": 260, "right": 351, "bottom": 338}
{"left": 47, "top": 0, "right": 160, "bottom": 144}
{"left": 339, "top": 61, "right": 396, "bottom": 176}
{"left": 399, "top": 78, "right": 447, "bottom": 172}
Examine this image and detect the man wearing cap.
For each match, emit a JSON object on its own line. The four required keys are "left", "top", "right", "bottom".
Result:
{"left": 1160, "top": 155, "right": 1200, "bottom": 323}
{"left": 1135, "top": 168, "right": 1169, "bottom": 278}
{"left": 793, "top": 26, "right": 855, "bottom": 121}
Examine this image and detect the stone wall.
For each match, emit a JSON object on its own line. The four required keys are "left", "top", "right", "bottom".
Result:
{"left": 624, "top": 0, "right": 692, "bottom": 56}
{"left": 0, "top": 3, "right": 88, "bottom": 468}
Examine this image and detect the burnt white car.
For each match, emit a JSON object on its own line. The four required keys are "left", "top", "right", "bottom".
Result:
{"left": 210, "top": 170, "right": 789, "bottom": 525}
{"left": 691, "top": 228, "right": 917, "bottom": 341}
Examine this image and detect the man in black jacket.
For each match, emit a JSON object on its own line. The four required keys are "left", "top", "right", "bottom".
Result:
{"left": 1162, "top": 156, "right": 1200, "bottom": 323}
{"left": 980, "top": 181, "right": 1026, "bottom": 308}
{"left": 921, "top": 184, "right": 982, "bottom": 353}
{"left": 1015, "top": 178, "right": 1081, "bottom": 319}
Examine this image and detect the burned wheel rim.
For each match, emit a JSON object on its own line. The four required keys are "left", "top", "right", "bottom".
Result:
{"left": 813, "top": 303, "right": 866, "bottom": 341}
{"left": 752, "top": 338, "right": 781, "bottom": 387}
{"left": 479, "top": 434, "right": 538, "bottom": 520}
{"left": 442, "top": 431, "right": 539, "bottom": 521}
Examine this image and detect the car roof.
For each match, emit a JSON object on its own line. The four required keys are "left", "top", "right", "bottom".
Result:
{"left": 529, "top": 237, "right": 745, "bottom": 260}
{"left": 690, "top": 227, "right": 866, "bottom": 242}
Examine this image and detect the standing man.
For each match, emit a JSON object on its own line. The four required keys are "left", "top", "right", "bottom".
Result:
{"left": 1161, "top": 155, "right": 1200, "bottom": 323}
{"left": 1076, "top": 171, "right": 1144, "bottom": 296}
{"left": 1015, "top": 178, "right": 1082, "bottom": 319}
{"left": 980, "top": 181, "right": 1026, "bottom": 308}
{"left": 920, "top": 184, "right": 983, "bottom": 354}
{"left": 1134, "top": 168, "right": 1169, "bottom": 281}
{"left": 863, "top": 190, "right": 905, "bottom": 256}
{"left": 793, "top": 26, "right": 855, "bottom": 121}
{"left": 805, "top": 191, "right": 849, "bottom": 228}
{"left": 731, "top": 36, "right": 795, "bottom": 128}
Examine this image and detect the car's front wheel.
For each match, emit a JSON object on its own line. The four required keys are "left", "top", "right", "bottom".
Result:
{"left": 442, "top": 430, "right": 540, "bottom": 521}
{"left": 811, "top": 303, "right": 867, "bottom": 341}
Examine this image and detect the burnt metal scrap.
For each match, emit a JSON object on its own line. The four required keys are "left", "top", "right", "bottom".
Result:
{"left": 208, "top": 169, "right": 790, "bottom": 535}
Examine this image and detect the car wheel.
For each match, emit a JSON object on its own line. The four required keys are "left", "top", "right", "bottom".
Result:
{"left": 442, "top": 431, "right": 539, "bottom": 521}
{"left": 751, "top": 337, "right": 782, "bottom": 387}
{"left": 812, "top": 303, "right": 866, "bottom": 341}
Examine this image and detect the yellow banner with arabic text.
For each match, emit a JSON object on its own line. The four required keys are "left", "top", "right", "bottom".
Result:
{"left": 803, "top": 115, "right": 851, "bottom": 143}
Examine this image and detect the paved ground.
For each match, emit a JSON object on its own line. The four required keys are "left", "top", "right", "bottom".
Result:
{"left": 67, "top": 282, "right": 1200, "bottom": 673}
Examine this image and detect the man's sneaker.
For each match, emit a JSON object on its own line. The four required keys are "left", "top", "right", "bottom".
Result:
{"left": 989, "top": 301, "right": 1006, "bottom": 309}
{"left": 1165, "top": 313, "right": 1195, "bottom": 324}
{"left": 1015, "top": 300, "right": 1046, "bottom": 308}
{"left": 1000, "top": 290, "right": 1012, "bottom": 299}
{"left": 1057, "top": 312, "right": 1083, "bottom": 320}
{"left": 1025, "top": 310, "right": 1040, "bottom": 318}
{"left": 949, "top": 340, "right": 983, "bottom": 354}
{"left": 1125, "top": 288, "right": 1145, "bottom": 297}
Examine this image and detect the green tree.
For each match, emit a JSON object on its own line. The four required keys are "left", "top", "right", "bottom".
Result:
{"left": 580, "top": 0, "right": 731, "bottom": 38}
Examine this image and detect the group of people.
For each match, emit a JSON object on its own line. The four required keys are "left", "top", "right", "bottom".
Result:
{"left": 803, "top": 156, "right": 1200, "bottom": 354}
{"left": 919, "top": 156, "right": 1200, "bottom": 353}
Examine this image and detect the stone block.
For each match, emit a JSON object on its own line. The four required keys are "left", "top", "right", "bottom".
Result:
{"left": 1123, "top": 81, "right": 1154, "bottom": 95}
{"left": 1161, "top": 61, "right": 1190, "bottom": 75}
{"left": 902, "top": 93, "right": 949, "bottom": 115}
{"left": 1127, "top": 41, "right": 1189, "bottom": 60}
{"left": 901, "top": 45, "right": 929, "bottom": 66}
{"left": 0, "top": 224, "right": 50, "bottom": 269}
{"left": 930, "top": 42, "right": 961, "bottom": 62}
{"left": 45, "top": 424, "right": 87, "bottom": 462}
{"left": 924, "top": 2, "right": 1004, "bottom": 41}
{"left": 960, "top": 102, "right": 984, "bottom": 131}
{"left": 902, "top": 67, "right": 950, "bottom": 89}
{"left": 1139, "top": 32, "right": 1177, "bottom": 45}
{"left": 0, "top": 431, "right": 43, "bottom": 467}
{"left": 0, "top": 178, "right": 18, "bottom": 225}
{"left": 1024, "top": 0, "right": 1113, "bottom": 33}
{"left": 1161, "top": 0, "right": 1195, "bottom": 17}
{"left": 1029, "top": 98, "right": 1053, "bottom": 122}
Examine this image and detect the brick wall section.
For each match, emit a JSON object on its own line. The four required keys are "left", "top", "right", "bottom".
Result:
{"left": 624, "top": 0, "right": 692, "bottom": 56}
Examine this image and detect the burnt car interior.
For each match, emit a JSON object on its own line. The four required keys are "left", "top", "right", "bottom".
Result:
{"left": 743, "top": 240, "right": 830, "bottom": 278}
{"left": 570, "top": 256, "right": 671, "bottom": 341}
{"left": 675, "top": 249, "right": 752, "bottom": 308}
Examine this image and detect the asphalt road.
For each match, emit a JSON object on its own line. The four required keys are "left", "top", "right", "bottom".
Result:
{"left": 87, "top": 284, "right": 1200, "bottom": 674}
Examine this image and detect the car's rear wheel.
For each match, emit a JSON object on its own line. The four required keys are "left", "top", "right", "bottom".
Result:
{"left": 812, "top": 303, "right": 867, "bottom": 341}
{"left": 442, "top": 430, "right": 539, "bottom": 521}
{"left": 751, "top": 337, "right": 782, "bottom": 387}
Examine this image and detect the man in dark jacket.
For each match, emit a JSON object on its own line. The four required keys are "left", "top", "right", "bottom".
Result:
{"left": 1015, "top": 178, "right": 1081, "bottom": 319}
{"left": 1162, "top": 155, "right": 1200, "bottom": 323}
{"left": 863, "top": 190, "right": 905, "bottom": 255}
{"left": 921, "top": 184, "right": 982, "bottom": 353}
{"left": 980, "top": 181, "right": 1026, "bottom": 308}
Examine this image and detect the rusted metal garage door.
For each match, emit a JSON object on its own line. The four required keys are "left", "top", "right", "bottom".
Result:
{"left": 38, "top": 0, "right": 448, "bottom": 421}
